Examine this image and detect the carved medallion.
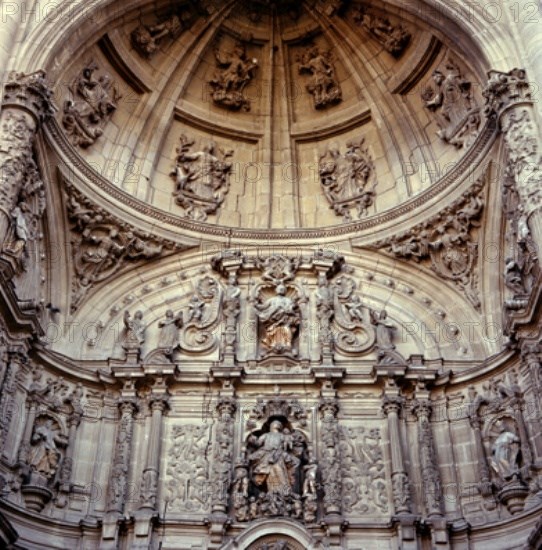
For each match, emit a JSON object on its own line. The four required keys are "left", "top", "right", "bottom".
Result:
{"left": 170, "top": 134, "right": 234, "bottom": 221}
{"left": 422, "top": 59, "right": 481, "bottom": 149}
{"left": 319, "top": 138, "right": 376, "bottom": 221}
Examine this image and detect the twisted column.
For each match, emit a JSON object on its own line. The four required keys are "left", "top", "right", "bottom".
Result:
{"left": 0, "top": 71, "right": 53, "bottom": 246}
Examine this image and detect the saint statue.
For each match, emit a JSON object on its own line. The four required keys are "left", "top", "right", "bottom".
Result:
{"left": 123, "top": 310, "right": 145, "bottom": 346}
{"left": 490, "top": 422, "right": 521, "bottom": 481}
{"left": 254, "top": 285, "right": 301, "bottom": 354}
{"left": 28, "top": 418, "right": 65, "bottom": 480}
{"left": 248, "top": 420, "right": 300, "bottom": 494}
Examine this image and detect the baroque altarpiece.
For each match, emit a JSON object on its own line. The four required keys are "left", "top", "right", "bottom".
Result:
{"left": 0, "top": 0, "right": 542, "bottom": 549}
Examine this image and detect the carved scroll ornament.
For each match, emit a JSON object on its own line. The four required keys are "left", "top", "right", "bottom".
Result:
{"left": 377, "top": 181, "right": 485, "bottom": 309}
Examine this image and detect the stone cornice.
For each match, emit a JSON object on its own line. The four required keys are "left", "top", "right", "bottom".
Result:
{"left": 43, "top": 115, "right": 497, "bottom": 244}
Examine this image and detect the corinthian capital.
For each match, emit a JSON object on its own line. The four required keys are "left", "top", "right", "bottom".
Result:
{"left": 483, "top": 68, "right": 532, "bottom": 118}
{"left": 3, "top": 70, "right": 55, "bottom": 122}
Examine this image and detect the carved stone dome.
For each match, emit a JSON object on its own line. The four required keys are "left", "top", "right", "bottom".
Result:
{"left": 44, "top": 0, "right": 488, "bottom": 241}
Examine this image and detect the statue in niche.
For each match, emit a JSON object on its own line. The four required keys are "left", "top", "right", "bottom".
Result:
{"left": 371, "top": 309, "right": 395, "bottom": 350}
{"left": 62, "top": 61, "right": 121, "bottom": 148}
{"left": 209, "top": 41, "right": 258, "bottom": 111}
{"left": 298, "top": 46, "right": 342, "bottom": 109}
{"left": 131, "top": 14, "right": 184, "bottom": 58}
{"left": 28, "top": 417, "right": 66, "bottom": 480}
{"left": 170, "top": 134, "right": 234, "bottom": 221}
{"left": 422, "top": 59, "right": 481, "bottom": 148}
{"left": 250, "top": 420, "right": 300, "bottom": 492}
{"left": 352, "top": 5, "right": 410, "bottom": 57}
{"left": 236, "top": 417, "right": 312, "bottom": 522}
{"left": 490, "top": 420, "right": 521, "bottom": 481}
{"left": 319, "top": 139, "right": 376, "bottom": 222}
{"left": 254, "top": 284, "right": 301, "bottom": 355}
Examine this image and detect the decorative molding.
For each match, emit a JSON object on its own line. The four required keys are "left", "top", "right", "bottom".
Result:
{"left": 45, "top": 116, "right": 496, "bottom": 240}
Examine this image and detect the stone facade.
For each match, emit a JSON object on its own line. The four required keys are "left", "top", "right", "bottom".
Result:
{"left": 0, "top": 1, "right": 542, "bottom": 549}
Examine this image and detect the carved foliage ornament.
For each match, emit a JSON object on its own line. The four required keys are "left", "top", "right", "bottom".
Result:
{"left": 339, "top": 426, "right": 388, "bottom": 515}
{"left": 65, "top": 185, "right": 175, "bottom": 311}
{"left": 62, "top": 61, "right": 121, "bottom": 148}
{"left": 319, "top": 138, "right": 377, "bottom": 221}
{"left": 170, "top": 134, "right": 234, "bottom": 221}
{"left": 377, "top": 180, "right": 485, "bottom": 309}
{"left": 165, "top": 424, "right": 210, "bottom": 511}
{"left": 180, "top": 275, "right": 223, "bottom": 353}
{"left": 352, "top": 5, "right": 410, "bottom": 57}
{"left": 210, "top": 40, "right": 259, "bottom": 111}
{"left": 297, "top": 46, "right": 342, "bottom": 109}
{"left": 422, "top": 59, "right": 481, "bottom": 149}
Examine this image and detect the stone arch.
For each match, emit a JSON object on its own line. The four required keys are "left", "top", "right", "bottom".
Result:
{"left": 221, "top": 518, "right": 320, "bottom": 550}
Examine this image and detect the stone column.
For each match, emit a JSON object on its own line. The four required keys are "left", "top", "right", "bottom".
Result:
{"left": 0, "top": 357, "right": 18, "bottom": 460}
{"left": 318, "top": 397, "right": 345, "bottom": 547}
{"left": 208, "top": 396, "right": 236, "bottom": 548}
{"left": 0, "top": 71, "right": 53, "bottom": 247}
{"left": 16, "top": 399, "right": 38, "bottom": 466}
{"left": 483, "top": 69, "right": 542, "bottom": 251}
{"left": 105, "top": 400, "right": 138, "bottom": 515}
{"left": 468, "top": 413, "right": 492, "bottom": 497}
{"left": 412, "top": 396, "right": 449, "bottom": 547}
{"left": 139, "top": 395, "right": 168, "bottom": 510}
{"left": 382, "top": 396, "right": 411, "bottom": 515}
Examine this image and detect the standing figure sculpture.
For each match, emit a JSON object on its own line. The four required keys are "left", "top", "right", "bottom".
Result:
{"left": 371, "top": 310, "right": 395, "bottom": 350}
{"left": 157, "top": 309, "right": 183, "bottom": 350}
{"left": 249, "top": 420, "right": 300, "bottom": 494}
{"left": 210, "top": 41, "right": 258, "bottom": 111}
{"left": 254, "top": 285, "right": 301, "bottom": 354}
{"left": 123, "top": 310, "right": 145, "bottom": 351}
{"left": 490, "top": 422, "right": 521, "bottom": 481}
{"left": 298, "top": 46, "right": 342, "bottom": 109}
{"left": 28, "top": 418, "right": 65, "bottom": 480}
